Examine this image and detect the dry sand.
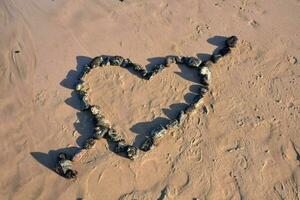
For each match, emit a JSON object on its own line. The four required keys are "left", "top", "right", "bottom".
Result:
{"left": 0, "top": 0, "right": 300, "bottom": 199}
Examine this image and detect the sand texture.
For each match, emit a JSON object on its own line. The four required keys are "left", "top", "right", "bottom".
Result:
{"left": 0, "top": 0, "right": 300, "bottom": 199}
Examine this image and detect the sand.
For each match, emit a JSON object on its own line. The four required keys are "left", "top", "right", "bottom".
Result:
{"left": 0, "top": 0, "right": 299, "bottom": 199}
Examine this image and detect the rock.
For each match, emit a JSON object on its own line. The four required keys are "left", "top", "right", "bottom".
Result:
{"left": 178, "top": 111, "right": 187, "bottom": 125}
{"left": 90, "top": 105, "right": 101, "bottom": 115}
{"left": 55, "top": 154, "right": 77, "bottom": 179}
{"left": 152, "top": 64, "right": 165, "bottom": 75}
{"left": 114, "top": 139, "right": 127, "bottom": 153}
{"left": 76, "top": 83, "right": 83, "bottom": 91}
{"left": 141, "top": 137, "right": 155, "bottom": 151}
{"left": 193, "top": 95, "right": 203, "bottom": 106}
{"left": 151, "top": 126, "right": 167, "bottom": 140}
{"left": 101, "top": 56, "right": 110, "bottom": 66}
{"left": 210, "top": 54, "right": 222, "bottom": 63}
{"left": 65, "top": 169, "right": 78, "bottom": 179}
{"left": 120, "top": 58, "right": 132, "bottom": 68}
{"left": 199, "top": 87, "right": 208, "bottom": 96}
{"left": 82, "top": 95, "right": 90, "bottom": 110}
{"left": 219, "top": 46, "right": 231, "bottom": 56}
{"left": 58, "top": 152, "right": 67, "bottom": 161}
{"left": 83, "top": 138, "right": 96, "bottom": 149}
{"left": 93, "top": 126, "right": 108, "bottom": 139}
{"left": 110, "top": 56, "right": 124, "bottom": 66}
{"left": 200, "top": 66, "right": 211, "bottom": 82}
{"left": 139, "top": 69, "right": 148, "bottom": 77}
{"left": 184, "top": 57, "right": 202, "bottom": 68}
{"left": 131, "top": 63, "right": 143, "bottom": 71}
{"left": 165, "top": 56, "right": 177, "bottom": 67}
{"left": 105, "top": 128, "right": 122, "bottom": 142}
{"left": 165, "top": 119, "right": 179, "bottom": 129}
{"left": 226, "top": 36, "right": 238, "bottom": 48}
{"left": 89, "top": 56, "right": 103, "bottom": 68}
{"left": 175, "top": 56, "right": 184, "bottom": 64}
{"left": 126, "top": 145, "right": 138, "bottom": 160}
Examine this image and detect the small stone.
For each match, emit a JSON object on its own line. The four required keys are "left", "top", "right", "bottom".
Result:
{"left": 175, "top": 56, "right": 184, "bottom": 64}
{"left": 83, "top": 138, "right": 96, "bottom": 149}
{"left": 55, "top": 154, "right": 77, "bottom": 179}
{"left": 226, "top": 36, "right": 238, "bottom": 48}
{"left": 139, "top": 69, "right": 148, "bottom": 77}
{"left": 210, "top": 54, "right": 222, "bottom": 63}
{"left": 105, "top": 128, "right": 122, "bottom": 142}
{"left": 184, "top": 57, "right": 202, "bottom": 68}
{"left": 199, "top": 87, "right": 208, "bottom": 95}
{"left": 140, "top": 137, "right": 155, "bottom": 151}
{"left": 93, "top": 126, "right": 108, "bottom": 139}
{"left": 152, "top": 64, "right": 165, "bottom": 75}
{"left": 126, "top": 145, "right": 138, "bottom": 160}
{"left": 110, "top": 56, "right": 124, "bottom": 66}
{"left": 101, "top": 56, "right": 110, "bottom": 66}
{"left": 90, "top": 105, "right": 101, "bottom": 115}
{"left": 165, "top": 119, "right": 179, "bottom": 129}
{"left": 76, "top": 83, "right": 83, "bottom": 91}
{"left": 287, "top": 56, "right": 297, "bottom": 64}
{"left": 200, "top": 66, "right": 211, "bottom": 82}
{"left": 58, "top": 153, "right": 67, "bottom": 161}
{"left": 65, "top": 169, "right": 78, "bottom": 179}
{"left": 165, "top": 56, "right": 177, "bottom": 67}
{"left": 151, "top": 126, "right": 167, "bottom": 140}
{"left": 178, "top": 111, "right": 187, "bottom": 125}
{"left": 219, "top": 46, "right": 231, "bottom": 56}
{"left": 114, "top": 139, "right": 127, "bottom": 153}
{"left": 89, "top": 56, "right": 103, "bottom": 68}
{"left": 82, "top": 96, "right": 90, "bottom": 110}
{"left": 132, "top": 63, "right": 143, "bottom": 71}
{"left": 120, "top": 58, "right": 132, "bottom": 68}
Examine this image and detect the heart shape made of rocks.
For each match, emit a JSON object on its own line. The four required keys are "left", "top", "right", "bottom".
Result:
{"left": 55, "top": 36, "right": 238, "bottom": 179}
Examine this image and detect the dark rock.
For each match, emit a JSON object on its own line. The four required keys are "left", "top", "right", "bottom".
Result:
{"left": 126, "top": 145, "right": 138, "bottom": 160}
{"left": 93, "top": 127, "right": 108, "bottom": 139}
{"left": 58, "top": 153, "right": 67, "bottom": 161}
{"left": 105, "top": 128, "right": 122, "bottom": 142}
{"left": 140, "top": 137, "right": 154, "bottom": 151}
{"left": 226, "top": 36, "right": 238, "bottom": 48}
{"left": 165, "top": 56, "right": 177, "bottom": 67}
{"left": 184, "top": 57, "right": 202, "bottom": 68}
{"left": 101, "top": 56, "right": 110, "bottom": 66}
{"left": 55, "top": 154, "right": 77, "bottom": 179}
{"left": 165, "top": 119, "right": 179, "bottom": 129}
{"left": 175, "top": 56, "right": 184, "bottom": 64}
{"left": 65, "top": 169, "right": 78, "bottom": 179}
{"left": 178, "top": 110, "right": 187, "bottom": 125}
{"left": 114, "top": 139, "right": 127, "bottom": 153}
{"left": 89, "top": 56, "right": 103, "bottom": 68}
{"left": 121, "top": 58, "right": 132, "bottom": 68}
{"left": 110, "top": 56, "right": 124, "bottom": 66}
{"left": 83, "top": 138, "right": 96, "bottom": 149}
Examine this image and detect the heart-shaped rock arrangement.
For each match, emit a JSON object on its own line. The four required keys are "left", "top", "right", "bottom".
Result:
{"left": 55, "top": 36, "right": 238, "bottom": 179}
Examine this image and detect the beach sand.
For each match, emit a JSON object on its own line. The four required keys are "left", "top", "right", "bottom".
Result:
{"left": 0, "top": 0, "right": 299, "bottom": 199}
